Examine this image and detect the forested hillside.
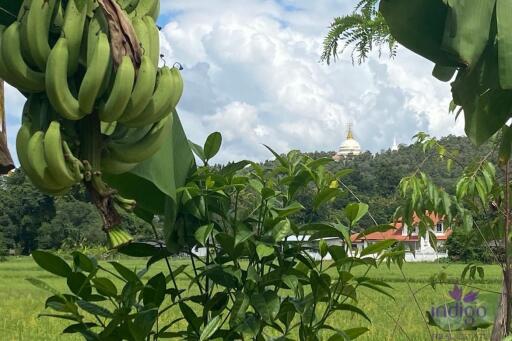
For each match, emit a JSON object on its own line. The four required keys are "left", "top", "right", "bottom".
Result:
{"left": 0, "top": 135, "right": 495, "bottom": 254}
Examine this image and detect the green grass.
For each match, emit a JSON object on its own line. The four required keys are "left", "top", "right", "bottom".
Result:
{"left": 0, "top": 258, "right": 503, "bottom": 340}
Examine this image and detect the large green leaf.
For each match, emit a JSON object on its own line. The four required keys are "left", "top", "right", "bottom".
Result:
{"left": 250, "top": 291, "right": 280, "bottom": 323}
{"left": 380, "top": 0, "right": 461, "bottom": 66}
{"left": 497, "top": 0, "right": 512, "bottom": 89}
{"left": 441, "top": 0, "right": 496, "bottom": 69}
{"left": 32, "top": 250, "right": 72, "bottom": 278}
{"left": 204, "top": 132, "right": 222, "bottom": 161}
{"left": 344, "top": 203, "right": 369, "bottom": 227}
{"left": 452, "top": 42, "right": 512, "bottom": 145}
{"left": 104, "top": 111, "right": 195, "bottom": 217}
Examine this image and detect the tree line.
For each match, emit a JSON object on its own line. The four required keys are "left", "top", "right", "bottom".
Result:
{"left": 0, "top": 134, "right": 494, "bottom": 255}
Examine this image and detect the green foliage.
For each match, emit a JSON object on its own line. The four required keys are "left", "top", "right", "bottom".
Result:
{"left": 104, "top": 111, "right": 195, "bottom": 220}
{"left": 0, "top": 169, "right": 155, "bottom": 254}
{"left": 0, "top": 229, "right": 6, "bottom": 258}
{"left": 0, "top": 169, "right": 56, "bottom": 254}
{"left": 0, "top": 135, "right": 494, "bottom": 255}
{"left": 30, "top": 135, "right": 403, "bottom": 340}
{"left": 446, "top": 229, "right": 493, "bottom": 263}
{"left": 321, "top": 0, "right": 395, "bottom": 64}
{"left": 397, "top": 134, "right": 503, "bottom": 264}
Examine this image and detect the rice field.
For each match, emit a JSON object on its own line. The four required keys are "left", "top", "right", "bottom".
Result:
{"left": 0, "top": 257, "right": 503, "bottom": 340}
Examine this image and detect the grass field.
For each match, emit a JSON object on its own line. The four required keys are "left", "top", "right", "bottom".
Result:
{"left": 0, "top": 257, "right": 503, "bottom": 341}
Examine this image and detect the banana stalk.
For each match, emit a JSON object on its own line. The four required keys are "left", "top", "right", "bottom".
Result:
{"left": 79, "top": 112, "right": 133, "bottom": 247}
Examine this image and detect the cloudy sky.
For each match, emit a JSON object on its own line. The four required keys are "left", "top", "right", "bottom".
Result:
{"left": 5, "top": 0, "right": 464, "bottom": 165}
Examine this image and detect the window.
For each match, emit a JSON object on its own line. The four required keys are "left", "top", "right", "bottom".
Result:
{"left": 436, "top": 222, "right": 443, "bottom": 233}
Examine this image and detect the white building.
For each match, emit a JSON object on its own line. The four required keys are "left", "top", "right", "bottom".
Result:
{"left": 333, "top": 124, "right": 362, "bottom": 161}
{"left": 351, "top": 213, "right": 451, "bottom": 262}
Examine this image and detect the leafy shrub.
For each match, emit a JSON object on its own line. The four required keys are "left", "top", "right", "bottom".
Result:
{"left": 446, "top": 228, "right": 494, "bottom": 263}
{"left": 29, "top": 135, "right": 402, "bottom": 340}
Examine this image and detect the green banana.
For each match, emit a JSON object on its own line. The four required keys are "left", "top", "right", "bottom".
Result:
{"left": 44, "top": 121, "right": 80, "bottom": 186}
{"left": 17, "top": 123, "right": 67, "bottom": 194}
{"left": 85, "top": 12, "right": 112, "bottom": 97}
{"left": 19, "top": 0, "right": 39, "bottom": 69}
{"left": 101, "top": 155, "right": 138, "bottom": 174}
{"left": 123, "top": 66, "right": 173, "bottom": 128}
{"left": 143, "top": 15, "right": 160, "bottom": 67}
{"left": 62, "top": 0, "right": 88, "bottom": 75}
{"left": 119, "top": 55, "right": 157, "bottom": 123}
{"left": 0, "top": 26, "right": 29, "bottom": 92}
{"left": 108, "top": 115, "right": 171, "bottom": 163}
{"left": 86, "top": 11, "right": 109, "bottom": 66}
{"left": 169, "top": 66, "right": 184, "bottom": 108}
{"left": 78, "top": 32, "right": 111, "bottom": 114}
{"left": 27, "top": 130, "right": 70, "bottom": 192}
{"left": 46, "top": 37, "right": 84, "bottom": 120}
{"left": 50, "top": 0, "right": 64, "bottom": 33}
{"left": 99, "top": 56, "right": 135, "bottom": 122}
{"left": 26, "top": 0, "right": 56, "bottom": 71}
{"left": 132, "top": 16, "right": 151, "bottom": 58}
{"left": 62, "top": 141, "right": 84, "bottom": 181}
{"left": 124, "top": 0, "right": 140, "bottom": 13}
{"left": 1, "top": 22, "right": 45, "bottom": 92}
{"left": 133, "top": 0, "right": 158, "bottom": 18}
{"left": 150, "top": 0, "right": 160, "bottom": 21}
{"left": 109, "top": 123, "right": 152, "bottom": 144}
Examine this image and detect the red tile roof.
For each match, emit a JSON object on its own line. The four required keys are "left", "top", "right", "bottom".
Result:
{"left": 351, "top": 213, "right": 452, "bottom": 242}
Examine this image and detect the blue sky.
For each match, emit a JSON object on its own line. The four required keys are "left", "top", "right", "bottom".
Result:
{"left": 4, "top": 0, "right": 463, "bottom": 165}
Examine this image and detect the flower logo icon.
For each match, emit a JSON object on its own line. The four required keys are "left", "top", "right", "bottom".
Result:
{"left": 449, "top": 285, "right": 478, "bottom": 303}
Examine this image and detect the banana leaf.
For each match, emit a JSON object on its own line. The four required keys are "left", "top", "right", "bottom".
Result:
{"left": 104, "top": 110, "right": 195, "bottom": 222}
{"left": 497, "top": 0, "right": 512, "bottom": 89}
{"left": 379, "top": 0, "right": 462, "bottom": 67}
{"left": 441, "top": 0, "right": 496, "bottom": 69}
{"left": 452, "top": 41, "right": 512, "bottom": 145}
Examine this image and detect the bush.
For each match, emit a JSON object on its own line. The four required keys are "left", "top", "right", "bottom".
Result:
{"left": 446, "top": 228, "right": 493, "bottom": 263}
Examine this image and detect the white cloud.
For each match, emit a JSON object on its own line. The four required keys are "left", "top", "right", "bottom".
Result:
{"left": 3, "top": 0, "right": 464, "bottom": 166}
{"left": 156, "top": 0, "right": 463, "bottom": 162}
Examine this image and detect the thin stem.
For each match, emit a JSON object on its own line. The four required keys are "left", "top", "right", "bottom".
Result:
{"left": 505, "top": 161, "right": 511, "bottom": 334}
{"left": 150, "top": 222, "right": 182, "bottom": 301}
{"left": 188, "top": 247, "right": 205, "bottom": 295}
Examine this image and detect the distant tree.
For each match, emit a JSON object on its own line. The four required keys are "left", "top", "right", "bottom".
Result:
{"left": 0, "top": 170, "right": 56, "bottom": 253}
{"left": 0, "top": 230, "right": 6, "bottom": 257}
{"left": 37, "top": 199, "right": 104, "bottom": 250}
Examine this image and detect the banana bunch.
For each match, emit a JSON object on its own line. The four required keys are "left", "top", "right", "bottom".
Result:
{"left": 16, "top": 96, "right": 84, "bottom": 195}
{"left": 1, "top": 0, "right": 183, "bottom": 183}
{"left": 3, "top": 0, "right": 183, "bottom": 247}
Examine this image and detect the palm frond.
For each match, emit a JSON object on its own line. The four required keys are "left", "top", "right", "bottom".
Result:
{"left": 321, "top": 0, "right": 395, "bottom": 65}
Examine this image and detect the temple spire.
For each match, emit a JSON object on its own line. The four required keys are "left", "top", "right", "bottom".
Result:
{"left": 346, "top": 123, "right": 354, "bottom": 140}
{"left": 391, "top": 137, "right": 399, "bottom": 151}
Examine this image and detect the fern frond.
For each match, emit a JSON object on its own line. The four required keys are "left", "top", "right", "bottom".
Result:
{"left": 321, "top": 0, "right": 395, "bottom": 65}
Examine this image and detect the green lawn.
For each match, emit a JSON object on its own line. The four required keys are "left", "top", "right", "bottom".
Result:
{"left": 0, "top": 257, "right": 503, "bottom": 340}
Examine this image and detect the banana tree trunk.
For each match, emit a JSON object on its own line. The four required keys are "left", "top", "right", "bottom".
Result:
{"left": 0, "top": 80, "right": 14, "bottom": 175}
{"left": 492, "top": 280, "right": 508, "bottom": 340}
